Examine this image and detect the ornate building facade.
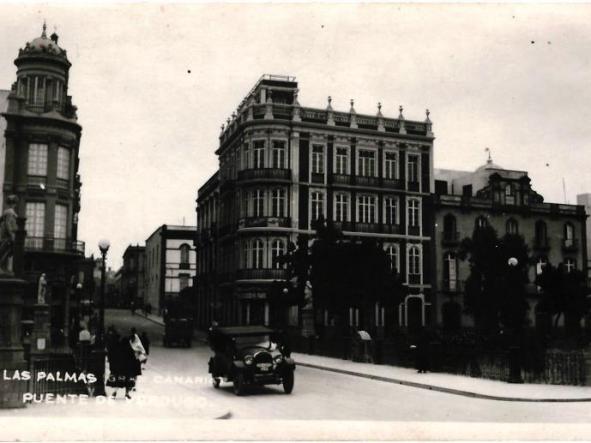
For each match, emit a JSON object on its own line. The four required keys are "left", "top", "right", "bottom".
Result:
{"left": 196, "top": 75, "right": 435, "bottom": 331}
{"left": 433, "top": 159, "right": 588, "bottom": 329}
{"left": 1, "top": 25, "right": 84, "bottom": 348}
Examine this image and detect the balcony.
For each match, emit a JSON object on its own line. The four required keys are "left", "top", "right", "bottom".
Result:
{"left": 562, "top": 238, "right": 578, "bottom": 252}
{"left": 330, "top": 174, "right": 353, "bottom": 186}
{"left": 237, "top": 269, "right": 287, "bottom": 280}
{"left": 332, "top": 221, "right": 402, "bottom": 234}
{"left": 25, "top": 237, "right": 85, "bottom": 255}
{"left": 408, "top": 274, "right": 422, "bottom": 285}
{"left": 238, "top": 217, "right": 291, "bottom": 229}
{"left": 237, "top": 168, "right": 291, "bottom": 182}
{"left": 355, "top": 176, "right": 381, "bottom": 188}
{"left": 408, "top": 225, "right": 421, "bottom": 236}
{"left": 356, "top": 222, "right": 380, "bottom": 233}
{"left": 441, "top": 231, "right": 460, "bottom": 247}
{"left": 311, "top": 172, "right": 325, "bottom": 184}
{"left": 533, "top": 237, "right": 551, "bottom": 251}
{"left": 382, "top": 178, "right": 404, "bottom": 190}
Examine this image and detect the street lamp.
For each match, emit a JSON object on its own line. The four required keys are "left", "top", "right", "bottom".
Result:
{"left": 98, "top": 239, "right": 110, "bottom": 348}
{"left": 506, "top": 256, "right": 523, "bottom": 383}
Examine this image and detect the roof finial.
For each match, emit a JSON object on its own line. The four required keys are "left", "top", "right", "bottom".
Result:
{"left": 327, "top": 96, "right": 332, "bottom": 110}
{"left": 425, "top": 108, "right": 431, "bottom": 122}
{"left": 399, "top": 105, "right": 405, "bottom": 120}
{"left": 42, "top": 20, "right": 47, "bottom": 38}
{"left": 485, "top": 147, "right": 492, "bottom": 164}
{"left": 350, "top": 99, "right": 356, "bottom": 113}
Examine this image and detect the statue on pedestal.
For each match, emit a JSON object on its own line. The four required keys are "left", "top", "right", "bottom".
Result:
{"left": 0, "top": 195, "right": 18, "bottom": 276}
{"left": 37, "top": 274, "right": 47, "bottom": 304}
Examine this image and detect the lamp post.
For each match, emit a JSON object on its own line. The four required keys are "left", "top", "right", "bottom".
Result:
{"left": 98, "top": 239, "right": 110, "bottom": 348}
{"left": 507, "top": 256, "right": 523, "bottom": 384}
{"left": 92, "top": 239, "right": 110, "bottom": 397}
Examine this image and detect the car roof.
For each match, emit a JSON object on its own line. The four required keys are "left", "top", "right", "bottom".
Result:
{"left": 215, "top": 326, "right": 275, "bottom": 337}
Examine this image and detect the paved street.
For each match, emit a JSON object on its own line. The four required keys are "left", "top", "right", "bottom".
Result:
{"left": 3, "top": 309, "right": 591, "bottom": 423}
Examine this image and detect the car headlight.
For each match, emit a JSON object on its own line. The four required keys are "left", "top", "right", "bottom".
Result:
{"left": 273, "top": 354, "right": 283, "bottom": 364}
{"left": 244, "top": 355, "right": 254, "bottom": 365}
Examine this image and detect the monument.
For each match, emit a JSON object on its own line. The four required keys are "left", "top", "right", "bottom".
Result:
{"left": 0, "top": 195, "right": 28, "bottom": 408}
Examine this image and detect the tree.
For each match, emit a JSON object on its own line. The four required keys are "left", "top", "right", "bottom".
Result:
{"left": 536, "top": 264, "right": 589, "bottom": 337}
{"left": 459, "top": 225, "right": 529, "bottom": 335}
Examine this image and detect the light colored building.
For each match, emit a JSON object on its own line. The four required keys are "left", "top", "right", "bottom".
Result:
{"left": 434, "top": 158, "right": 587, "bottom": 329}
{"left": 145, "top": 225, "right": 197, "bottom": 314}
{"left": 196, "top": 74, "right": 435, "bottom": 331}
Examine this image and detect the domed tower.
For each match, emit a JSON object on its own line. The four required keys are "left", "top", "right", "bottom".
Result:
{"left": 1, "top": 24, "right": 84, "bottom": 344}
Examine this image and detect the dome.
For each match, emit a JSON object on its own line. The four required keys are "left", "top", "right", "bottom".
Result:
{"left": 19, "top": 24, "right": 66, "bottom": 58}
{"left": 476, "top": 159, "right": 503, "bottom": 171}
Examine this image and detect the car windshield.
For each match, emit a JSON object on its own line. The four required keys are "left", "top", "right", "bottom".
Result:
{"left": 233, "top": 334, "right": 273, "bottom": 349}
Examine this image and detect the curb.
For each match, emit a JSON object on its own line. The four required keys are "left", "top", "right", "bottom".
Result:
{"left": 296, "top": 361, "right": 591, "bottom": 403}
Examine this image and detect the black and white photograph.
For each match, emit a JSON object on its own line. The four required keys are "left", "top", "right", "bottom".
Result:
{"left": 1, "top": 2, "right": 591, "bottom": 440}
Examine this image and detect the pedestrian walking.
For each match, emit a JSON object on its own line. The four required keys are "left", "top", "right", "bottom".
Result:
{"left": 140, "top": 331, "right": 150, "bottom": 369}
{"left": 414, "top": 328, "right": 431, "bottom": 373}
{"left": 106, "top": 335, "right": 139, "bottom": 399}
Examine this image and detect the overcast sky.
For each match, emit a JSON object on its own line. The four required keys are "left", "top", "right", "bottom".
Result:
{"left": 1, "top": 3, "right": 591, "bottom": 269}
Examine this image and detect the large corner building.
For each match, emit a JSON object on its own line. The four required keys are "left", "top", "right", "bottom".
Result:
{"left": 196, "top": 75, "right": 435, "bottom": 330}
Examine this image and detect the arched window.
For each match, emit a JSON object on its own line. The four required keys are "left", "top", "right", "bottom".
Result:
{"left": 475, "top": 216, "right": 488, "bottom": 230}
{"left": 252, "top": 239, "right": 264, "bottom": 269}
{"left": 564, "top": 223, "right": 575, "bottom": 248}
{"left": 443, "top": 214, "right": 457, "bottom": 241}
{"left": 271, "top": 239, "right": 285, "bottom": 269}
{"left": 408, "top": 246, "right": 421, "bottom": 278}
{"left": 506, "top": 218, "right": 518, "bottom": 235}
{"left": 180, "top": 244, "right": 190, "bottom": 264}
{"left": 535, "top": 221, "right": 547, "bottom": 246}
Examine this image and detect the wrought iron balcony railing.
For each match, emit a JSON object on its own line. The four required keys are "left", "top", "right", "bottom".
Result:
{"left": 237, "top": 268, "right": 287, "bottom": 280}
{"left": 25, "top": 237, "right": 85, "bottom": 255}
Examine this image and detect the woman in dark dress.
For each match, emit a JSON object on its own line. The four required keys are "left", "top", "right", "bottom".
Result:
{"left": 107, "top": 336, "right": 138, "bottom": 399}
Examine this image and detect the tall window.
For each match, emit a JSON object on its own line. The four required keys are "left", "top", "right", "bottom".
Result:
{"left": 253, "top": 189, "right": 265, "bottom": 217}
{"left": 271, "top": 188, "right": 286, "bottom": 217}
{"left": 56, "top": 146, "right": 70, "bottom": 180}
{"left": 335, "top": 193, "right": 349, "bottom": 222}
{"left": 408, "top": 199, "right": 420, "bottom": 227}
{"left": 311, "top": 191, "right": 324, "bottom": 221}
{"left": 242, "top": 191, "right": 250, "bottom": 217}
{"left": 408, "top": 246, "right": 421, "bottom": 277}
{"left": 54, "top": 204, "right": 67, "bottom": 241}
{"left": 28, "top": 143, "right": 48, "bottom": 176}
{"left": 358, "top": 150, "right": 376, "bottom": 177}
{"left": 443, "top": 214, "right": 457, "bottom": 240}
{"left": 384, "top": 151, "right": 398, "bottom": 179}
{"left": 312, "top": 145, "right": 324, "bottom": 174}
{"left": 242, "top": 143, "right": 250, "bottom": 169}
{"left": 25, "top": 202, "right": 45, "bottom": 242}
{"left": 564, "top": 223, "right": 575, "bottom": 247}
{"left": 358, "top": 195, "right": 377, "bottom": 223}
{"left": 444, "top": 252, "right": 457, "bottom": 290}
{"left": 384, "top": 196, "right": 398, "bottom": 225}
{"left": 407, "top": 155, "right": 419, "bottom": 183}
{"left": 271, "top": 239, "right": 285, "bottom": 269}
{"left": 506, "top": 218, "right": 519, "bottom": 235}
{"left": 252, "top": 239, "right": 264, "bottom": 269}
{"left": 385, "top": 244, "right": 399, "bottom": 272}
{"left": 272, "top": 140, "right": 286, "bottom": 169}
{"left": 535, "top": 220, "right": 547, "bottom": 245}
{"left": 180, "top": 244, "right": 190, "bottom": 264}
{"left": 335, "top": 147, "right": 349, "bottom": 175}
{"left": 505, "top": 184, "right": 515, "bottom": 205}
{"left": 253, "top": 140, "right": 265, "bottom": 169}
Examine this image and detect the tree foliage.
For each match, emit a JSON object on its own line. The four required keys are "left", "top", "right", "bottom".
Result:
{"left": 459, "top": 225, "right": 529, "bottom": 334}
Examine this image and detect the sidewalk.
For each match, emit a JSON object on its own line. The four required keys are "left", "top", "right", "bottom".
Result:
{"left": 293, "top": 352, "right": 591, "bottom": 402}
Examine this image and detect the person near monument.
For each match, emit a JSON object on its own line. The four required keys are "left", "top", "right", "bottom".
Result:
{"left": 37, "top": 274, "right": 47, "bottom": 304}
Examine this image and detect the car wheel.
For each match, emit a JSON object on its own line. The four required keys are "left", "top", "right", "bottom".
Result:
{"left": 283, "top": 370, "right": 294, "bottom": 394}
{"left": 212, "top": 377, "right": 221, "bottom": 389}
{"left": 233, "top": 373, "right": 246, "bottom": 396}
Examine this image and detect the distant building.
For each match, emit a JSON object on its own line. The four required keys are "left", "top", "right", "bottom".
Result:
{"left": 145, "top": 225, "right": 197, "bottom": 314}
{"left": 120, "top": 244, "right": 146, "bottom": 308}
{"left": 196, "top": 74, "right": 435, "bottom": 331}
{"left": 1, "top": 25, "right": 85, "bottom": 349}
{"left": 434, "top": 158, "right": 587, "bottom": 329}
{"left": 576, "top": 193, "right": 591, "bottom": 286}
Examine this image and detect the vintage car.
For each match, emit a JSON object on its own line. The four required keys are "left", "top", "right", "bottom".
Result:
{"left": 207, "top": 325, "right": 295, "bottom": 396}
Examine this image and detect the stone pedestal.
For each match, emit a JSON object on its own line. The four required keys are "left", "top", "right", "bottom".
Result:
{"left": 583, "top": 351, "right": 591, "bottom": 386}
{"left": 29, "top": 303, "right": 51, "bottom": 359}
{"left": 0, "top": 278, "right": 28, "bottom": 408}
